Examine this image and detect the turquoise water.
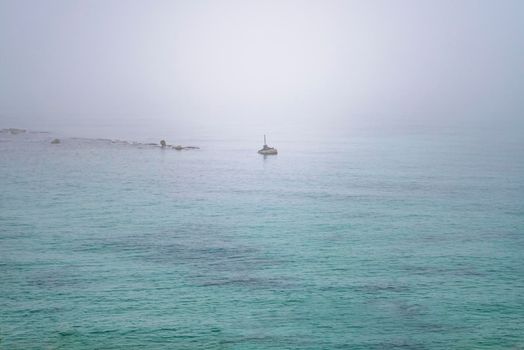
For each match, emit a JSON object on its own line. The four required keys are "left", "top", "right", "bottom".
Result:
{"left": 1, "top": 130, "right": 523, "bottom": 349}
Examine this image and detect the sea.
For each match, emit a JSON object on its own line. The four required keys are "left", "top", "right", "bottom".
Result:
{"left": 1, "top": 126, "right": 523, "bottom": 349}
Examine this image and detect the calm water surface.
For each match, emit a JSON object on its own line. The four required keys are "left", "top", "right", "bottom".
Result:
{"left": 1, "top": 130, "right": 523, "bottom": 349}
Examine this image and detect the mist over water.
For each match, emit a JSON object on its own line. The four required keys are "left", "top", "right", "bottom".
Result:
{"left": 1, "top": 0, "right": 523, "bottom": 135}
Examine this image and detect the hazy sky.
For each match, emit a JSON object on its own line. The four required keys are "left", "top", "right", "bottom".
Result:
{"left": 1, "top": 0, "right": 523, "bottom": 136}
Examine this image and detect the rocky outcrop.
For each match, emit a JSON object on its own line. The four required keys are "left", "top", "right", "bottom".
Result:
{"left": 1, "top": 128, "right": 26, "bottom": 135}
{"left": 158, "top": 140, "right": 199, "bottom": 150}
{"left": 173, "top": 145, "right": 200, "bottom": 150}
{"left": 111, "top": 139, "right": 129, "bottom": 145}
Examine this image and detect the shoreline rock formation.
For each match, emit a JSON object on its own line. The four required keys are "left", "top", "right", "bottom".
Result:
{"left": 1, "top": 128, "right": 26, "bottom": 135}
{"left": 0, "top": 128, "right": 200, "bottom": 151}
{"left": 160, "top": 140, "right": 199, "bottom": 150}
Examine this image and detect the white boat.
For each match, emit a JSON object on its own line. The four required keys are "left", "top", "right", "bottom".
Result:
{"left": 258, "top": 135, "right": 278, "bottom": 155}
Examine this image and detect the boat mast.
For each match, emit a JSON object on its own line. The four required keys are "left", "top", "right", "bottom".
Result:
{"left": 264, "top": 134, "right": 267, "bottom": 146}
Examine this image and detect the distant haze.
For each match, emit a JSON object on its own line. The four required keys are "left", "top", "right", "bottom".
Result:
{"left": 1, "top": 0, "right": 523, "bottom": 138}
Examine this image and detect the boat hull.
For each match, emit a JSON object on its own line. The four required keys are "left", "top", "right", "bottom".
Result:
{"left": 258, "top": 148, "right": 278, "bottom": 155}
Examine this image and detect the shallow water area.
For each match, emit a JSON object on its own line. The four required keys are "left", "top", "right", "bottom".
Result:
{"left": 1, "top": 129, "right": 523, "bottom": 349}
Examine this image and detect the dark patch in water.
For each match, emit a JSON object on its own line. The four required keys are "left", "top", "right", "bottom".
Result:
{"left": 402, "top": 264, "right": 485, "bottom": 277}
{"left": 198, "top": 276, "right": 290, "bottom": 289}
{"left": 353, "top": 283, "right": 410, "bottom": 294}
{"left": 371, "top": 339, "right": 429, "bottom": 350}
{"left": 396, "top": 302, "right": 428, "bottom": 317}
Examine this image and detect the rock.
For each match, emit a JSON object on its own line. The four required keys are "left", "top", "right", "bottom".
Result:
{"left": 51, "top": 138, "right": 60, "bottom": 144}
{"left": 1, "top": 128, "right": 26, "bottom": 135}
{"left": 173, "top": 145, "right": 199, "bottom": 150}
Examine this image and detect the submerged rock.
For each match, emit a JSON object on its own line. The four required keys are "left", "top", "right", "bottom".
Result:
{"left": 51, "top": 138, "right": 60, "bottom": 144}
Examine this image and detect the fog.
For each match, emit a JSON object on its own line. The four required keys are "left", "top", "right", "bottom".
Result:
{"left": 1, "top": 0, "right": 523, "bottom": 139}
